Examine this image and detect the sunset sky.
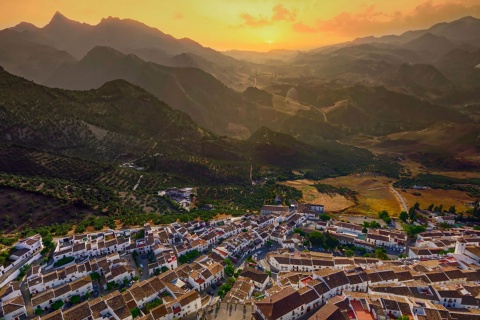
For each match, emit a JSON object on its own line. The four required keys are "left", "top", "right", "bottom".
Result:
{"left": 1, "top": 0, "right": 480, "bottom": 51}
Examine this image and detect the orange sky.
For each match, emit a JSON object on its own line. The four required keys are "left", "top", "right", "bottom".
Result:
{"left": 1, "top": 0, "right": 480, "bottom": 51}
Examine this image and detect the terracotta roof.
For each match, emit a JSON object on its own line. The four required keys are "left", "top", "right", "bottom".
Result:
{"left": 178, "top": 290, "right": 200, "bottom": 307}
{"left": 63, "top": 301, "right": 92, "bottom": 320}
{"left": 255, "top": 287, "right": 304, "bottom": 320}
{"left": 307, "top": 302, "right": 349, "bottom": 320}
{"left": 240, "top": 267, "right": 269, "bottom": 284}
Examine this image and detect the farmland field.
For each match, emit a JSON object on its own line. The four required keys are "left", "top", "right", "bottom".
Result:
{"left": 282, "top": 173, "right": 403, "bottom": 216}
{"left": 279, "top": 179, "right": 354, "bottom": 212}
{"left": 398, "top": 188, "right": 476, "bottom": 213}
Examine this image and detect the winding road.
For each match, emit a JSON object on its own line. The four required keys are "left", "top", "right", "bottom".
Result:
{"left": 389, "top": 186, "right": 408, "bottom": 212}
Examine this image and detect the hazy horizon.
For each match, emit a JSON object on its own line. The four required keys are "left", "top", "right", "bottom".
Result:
{"left": 2, "top": 0, "right": 480, "bottom": 51}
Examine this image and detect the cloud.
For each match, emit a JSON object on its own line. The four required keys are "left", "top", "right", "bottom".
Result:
{"left": 293, "top": 0, "right": 480, "bottom": 37}
{"left": 239, "top": 4, "right": 296, "bottom": 28}
{"left": 240, "top": 13, "right": 271, "bottom": 27}
{"left": 272, "top": 5, "right": 296, "bottom": 21}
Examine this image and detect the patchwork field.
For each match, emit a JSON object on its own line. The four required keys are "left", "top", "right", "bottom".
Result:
{"left": 282, "top": 173, "right": 403, "bottom": 216}
{"left": 319, "top": 173, "right": 401, "bottom": 216}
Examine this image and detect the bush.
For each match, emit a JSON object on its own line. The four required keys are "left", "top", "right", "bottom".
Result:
{"left": 54, "top": 256, "right": 74, "bottom": 267}
{"left": 403, "top": 224, "right": 426, "bottom": 237}
{"left": 375, "top": 248, "right": 389, "bottom": 260}
{"left": 35, "top": 308, "right": 44, "bottom": 315}
{"left": 319, "top": 214, "right": 331, "bottom": 221}
{"left": 107, "top": 281, "right": 116, "bottom": 290}
{"left": 16, "top": 264, "right": 31, "bottom": 281}
{"left": 70, "top": 295, "right": 81, "bottom": 304}
{"left": 378, "top": 210, "right": 391, "bottom": 224}
{"left": 90, "top": 272, "right": 100, "bottom": 281}
{"left": 224, "top": 259, "right": 235, "bottom": 277}
{"left": 52, "top": 300, "right": 64, "bottom": 310}
{"left": 130, "top": 308, "right": 141, "bottom": 318}
{"left": 293, "top": 228, "right": 306, "bottom": 236}
{"left": 178, "top": 249, "right": 200, "bottom": 264}
{"left": 145, "top": 298, "right": 162, "bottom": 312}
{"left": 363, "top": 221, "right": 380, "bottom": 229}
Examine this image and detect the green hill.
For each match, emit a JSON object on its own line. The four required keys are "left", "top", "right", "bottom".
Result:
{"left": 44, "top": 46, "right": 260, "bottom": 138}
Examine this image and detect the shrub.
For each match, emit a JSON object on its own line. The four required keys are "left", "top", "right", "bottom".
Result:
{"left": 52, "top": 300, "right": 64, "bottom": 310}
{"left": 54, "top": 256, "right": 74, "bottom": 267}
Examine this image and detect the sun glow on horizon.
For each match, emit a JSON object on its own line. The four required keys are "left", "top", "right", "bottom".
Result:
{"left": 1, "top": 0, "right": 480, "bottom": 51}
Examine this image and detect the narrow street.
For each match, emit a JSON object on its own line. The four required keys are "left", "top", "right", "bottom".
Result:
{"left": 20, "top": 280, "right": 33, "bottom": 315}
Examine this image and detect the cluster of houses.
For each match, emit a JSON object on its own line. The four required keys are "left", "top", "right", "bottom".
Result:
{"left": 253, "top": 253, "right": 480, "bottom": 320}
{"left": 5, "top": 199, "right": 480, "bottom": 320}
{"left": 157, "top": 188, "right": 194, "bottom": 210}
{"left": 316, "top": 220, "right": 408, "bottom": 252}
{"left": 40, "top": 274, "right": 202, "bottom": 320}
{"left": 0, "top": 234, "right": 43, "bottom": 276}
{"left": 408, "top": 228, "right": 480, "bottom": 261}
{"left": 0, "top": 282, "right": 27, "bottom": 320}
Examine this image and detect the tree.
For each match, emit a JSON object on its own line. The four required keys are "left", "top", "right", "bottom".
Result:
{"left": 413, "top": 202, "right": 420, "bottom": 210}
{"left": 399, "top": 211, "right": 408, "bottom": 223}
{"left": 345, "top": 249, "right": 354, "bottom": 257}
{"left": 438, "top": 222, "right": 451, "bottom": 230}
{"left": 362, "top": 227, "right": 368, "bottom": 234}
{"left": 448, "top": 206, "right": 456, "bottom": 214}
{"left": 35, "top": 307, "right": 44, "bottom": 315}
{"left": 293, "top": 228, "right": 305, "bottom": 236}
{"left": 378, "top": 210, "right": 391, "bottom": 224}
{"left": 375, "top": 248, "right": 389, "bottom": 260}
{"left": 224, "top": 258, "right": 235, "bottom": 276}
{"left": 325, "top": 235, "right": 340, "bottom": 249}
{"left": 90, "top": 272, "right": 100, "bottom": 281}
{"left": 408, "top": 207, "right": 417, "bottom": 222}
{"left": 130, "top": 308, "right": 141, "bottom": 318}
{"left": 319, "top": 214, "right": 331, "bottom": 221}
{"left": 308, "top": 231, "right": 324, "bottom": 247}
{"left": 70, "top": 295, "right": 81, "bottom": 304}
{"left": 225, "top": 264, "right": 235, "bottom": 277}
{"left": 52, "top": 300, "right": 64, "bottom": 310}
{"left": 363, "top": 221, "right": 380, "bottom": 229}
{"left": 427, "top": 203, "right": 435, "bottom": 211}
{"left": 403, "top": 224, "right": 426, "bottom": 237}
{"left": 178, "top": 249, "right": 200, "bottom": 263}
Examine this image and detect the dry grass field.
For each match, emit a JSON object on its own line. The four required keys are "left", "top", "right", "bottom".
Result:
{"left": 280, "top": 179, "right": 354, "bottom": 212}
{"left": 282, "top": 173, "right": 404, "bottom": 216}
{"left": 398, "top": 188, "right": 476, "bottom": 213}
{"left": 319, "top": 173, "right": 401, "bottom": 216}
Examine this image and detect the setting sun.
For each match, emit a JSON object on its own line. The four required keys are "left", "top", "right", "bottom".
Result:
{"left": 1, "top": 0, "right": 480, "bottom": 51}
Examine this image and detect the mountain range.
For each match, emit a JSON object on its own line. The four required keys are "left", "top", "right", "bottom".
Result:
{"left": 0, "top": 13, "right": 479, "bottom": 176}
{"left": 0, "top": 12, "right": 479, "bottom": 232}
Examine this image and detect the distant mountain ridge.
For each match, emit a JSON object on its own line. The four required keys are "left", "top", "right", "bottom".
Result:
{"left": 8, "top": 12, "right": 251, "bottom": 89}
{"left": 350, "top": 16, "right": 480, "bottom": 47}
